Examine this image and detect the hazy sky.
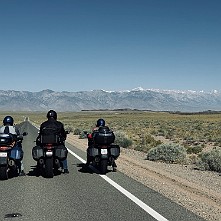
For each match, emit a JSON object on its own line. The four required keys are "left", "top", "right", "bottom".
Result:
{"left": 0, "top": 0, "right": 220, "bottom": 92}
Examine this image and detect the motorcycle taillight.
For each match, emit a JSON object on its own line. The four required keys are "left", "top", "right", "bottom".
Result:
{"left": 45, "top": 144, "right": 53, "bottom": 150}
{"left": 0, "top": 146, "right": 10, "bottom": 151}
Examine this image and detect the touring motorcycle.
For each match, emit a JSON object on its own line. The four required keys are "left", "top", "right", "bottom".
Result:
{"left": 87, "top": 126, "right": 120, "bottom": 174}
{"left": 32, "top": 130, "right": 68, "bottom": 178}
{"left": 0, "top": 132, "right": 27, "bottom": 180}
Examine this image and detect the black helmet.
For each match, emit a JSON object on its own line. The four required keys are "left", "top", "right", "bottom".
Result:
{"left": 47, "top": 110, "right": 57, "bottom": 120}
{"left": 3, "top": 116, "right": 14, "bottom": 126}
{"left": 96, "top": 118, "right": 105, "bottom": 127}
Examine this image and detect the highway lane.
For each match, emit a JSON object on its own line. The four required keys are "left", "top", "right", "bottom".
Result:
{"left": 0, "top": 121, "right": 206, "bottom": 221}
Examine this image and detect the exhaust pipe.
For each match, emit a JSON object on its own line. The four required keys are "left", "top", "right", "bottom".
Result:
{"left": 38, "top": 159, "right": 44, "bottom": 164}
{"left": 94, "top": 156, "right": 100, "bottom": 163}
{"left": 54, "top": 159, "right": 59, "bottom": 165}
{"left": 8, "top": 160, "right": 15, "bottom": 166}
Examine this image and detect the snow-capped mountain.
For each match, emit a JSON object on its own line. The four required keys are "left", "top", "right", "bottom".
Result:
{"left": 0, "top": 88, "right": 221, "bottom": 112}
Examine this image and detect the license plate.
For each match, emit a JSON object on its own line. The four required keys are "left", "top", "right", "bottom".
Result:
{"left": 0, "top": 152, "right": 7, "bottom": 157}
{"left": 101, "top": 149, "right": 107, "bottom": 155}
{"left": 46, "top": 151, "right": 53, "bottom": 157}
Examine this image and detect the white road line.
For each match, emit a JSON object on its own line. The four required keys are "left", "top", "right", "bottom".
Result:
{"left": 67, "top": 147, "right": 86, "bottom": 164}
{"left": 67, "top": 147, "right": 169, "bottom": 221}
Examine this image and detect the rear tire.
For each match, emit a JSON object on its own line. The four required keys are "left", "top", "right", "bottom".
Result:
{"left": 100, "top": 159, "right": 108, "bottom": 174}
{"left": 36, "top": 161, "right": 43, "bottom": 177}
{"left": 45, "top": 158, "right": 54, "bottom": 178}
{"left": 9, "top": 165, "right": 18, "bottom": 178}
{"left": 0, "top": 166, "right": 8, "bottom": 180}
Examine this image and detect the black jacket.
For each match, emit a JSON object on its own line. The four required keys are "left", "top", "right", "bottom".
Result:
{"left": 39, "top": 118, "right": 67, "bottom": 141}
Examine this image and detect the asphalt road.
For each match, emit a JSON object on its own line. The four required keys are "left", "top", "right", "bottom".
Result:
{"left": 0, "top": 121, "right": 206, "bottom": 221}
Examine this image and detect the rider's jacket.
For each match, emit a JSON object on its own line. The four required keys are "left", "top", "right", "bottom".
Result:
{"left": 39, "top": 118, "right": 67, "bottom": 142}
{"left": 0, "top": 125, "right": 20, "bottom": 141}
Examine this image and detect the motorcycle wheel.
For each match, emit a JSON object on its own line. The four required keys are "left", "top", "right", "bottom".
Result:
{"left": 100, "top": 159, "right": 108, "bottom": 174}
{"left": 36, "top": 161, "right": 43, "bottom": 177}
{"left": 45, "top": 158, "right": 54, "bottom": 178}
{"left": 9, "top": 165, "right": 19, "bottom": 178}
{"left": 0, "top": 166, "right": 8, "bottom": 180}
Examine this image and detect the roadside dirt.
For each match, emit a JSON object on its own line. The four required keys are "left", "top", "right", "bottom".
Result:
{"left": 67, "top": 134, "right": 221, "bottom": 221}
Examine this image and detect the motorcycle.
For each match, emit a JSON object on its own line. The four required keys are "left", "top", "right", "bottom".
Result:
{"left": 87, "top": 127, "right": 120, "bottom": 174}
{"left": 0, "top": 132, "right": 27, "bottom": 180}
{"left": 32, "top": 131, "right": 69, "bottom": 178}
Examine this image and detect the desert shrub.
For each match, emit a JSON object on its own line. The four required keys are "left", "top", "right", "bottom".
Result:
{"left": 135, "top": 134, "right": 162, "bottom": 152}
{"left": 64, "top": 125, "right": 74, "bottom": 133}
{"left": 186, "top": 145, "right": 204, "bottom": 154}
{"left": 114, "top": 131, "right": 133, "bottom": 148}
{"left": 79, "top": 131, "right": 88, "bottom": 139}
{"left": 147, "top": 143, "right": 187, "bottom": 163}
{"left": 73, "top": 128, "right": 81, "bottom": 135}
{"left": 157, "top": 129, "right": 165, "bottom": 136}
{"left": 196, "top": 148, "right": 221, "bottom": 172}
{"left": 214, "top": 138, "right": 221, "bottom": 147}
{"left": 141, "top": 134, "right": 162, "bottom": 147}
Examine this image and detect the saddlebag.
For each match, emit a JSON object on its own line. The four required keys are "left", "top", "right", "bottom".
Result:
{"left": 0, "top": 156, "right": 7, "bottom": 165}
{"left": 110, "top": 144, "right": 120, "bottom": 159}
{"left": 32, "top": 145, "right": 43, "bottom": 161}
{"left": 0, "top": 157, "right": 7, "bottom": 165}
{"left": 54, "top": 145, "right": 68, "bottom": 161}
{"left": 93, "top": 127, "right": 115, "bottom": 145}
{"left": 10, "top": 146, "right": 23, "bottom": 160}
{"left": 87, "top": 147, "right": 99, "bottom": 157}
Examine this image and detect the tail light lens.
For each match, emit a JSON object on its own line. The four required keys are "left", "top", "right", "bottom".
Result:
{"left": 0, "top": 146, "right": 10, "bottom": 151}
{"left": 45, "top": 144, "right": 54, "bottom": 150}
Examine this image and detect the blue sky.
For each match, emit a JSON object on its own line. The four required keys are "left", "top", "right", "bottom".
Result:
{"left": 0, "top": 0, "right": 220, "bottom": 92}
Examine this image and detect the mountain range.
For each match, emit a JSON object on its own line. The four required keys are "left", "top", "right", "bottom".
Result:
{"left": 0, "top": 87, "right": 221, "bottom": 112}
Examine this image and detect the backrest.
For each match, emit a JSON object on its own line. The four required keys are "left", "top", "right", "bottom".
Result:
{"left": 40, "top": 127, "right": 59, "bottom": 144}
{"left": 41, "top": 126, "right": 57, "bottom": 135}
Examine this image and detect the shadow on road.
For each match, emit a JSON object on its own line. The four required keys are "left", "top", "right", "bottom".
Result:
{"left": 27, "top": 165, "right": 38, "bottom": 176}
{"left": 76, "top": 163, "right": 113, "bottom": 175}
{"left": 77, "top": 163, "right": 94, "bottom": 174}
{"left": 27, "top": 165, "right": 62, "bottom": 177}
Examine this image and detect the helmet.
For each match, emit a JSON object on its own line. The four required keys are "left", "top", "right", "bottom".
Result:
{"left": 3, "top": 116, "right": 14, "bottom": 126}
{"left": 96, "top": 118, "right": 105, "bottom": 127}
{"left": 46, "top": 110, "right": 57, "bottom": 120}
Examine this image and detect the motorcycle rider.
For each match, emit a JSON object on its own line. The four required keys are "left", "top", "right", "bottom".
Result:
{"left": 86, "top": 118, "right": 117, "bottom": 171}
{"left": 37, "top": 110, "right": 69, "bottom": 174}
{"left": 0, "top": 116, "right": 25, "bottom": 176}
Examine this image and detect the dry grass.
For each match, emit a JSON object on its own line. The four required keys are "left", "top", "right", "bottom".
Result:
{"left": 1, "top": 110, "right": 221, "bottom": 153}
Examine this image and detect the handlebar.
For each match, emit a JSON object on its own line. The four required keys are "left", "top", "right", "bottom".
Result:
{"left": 17, "top": 132, "right": 28, "bottom": 141}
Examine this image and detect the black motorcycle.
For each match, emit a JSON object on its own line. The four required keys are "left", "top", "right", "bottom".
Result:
{"left": 87, "top": 127, "right": 120, "bottom": 174}
{"left": 32, "top": 131, "right": 68, "bottom": 178}
{"left": 0, "top": 132, "right": 27, "bottom": 180}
